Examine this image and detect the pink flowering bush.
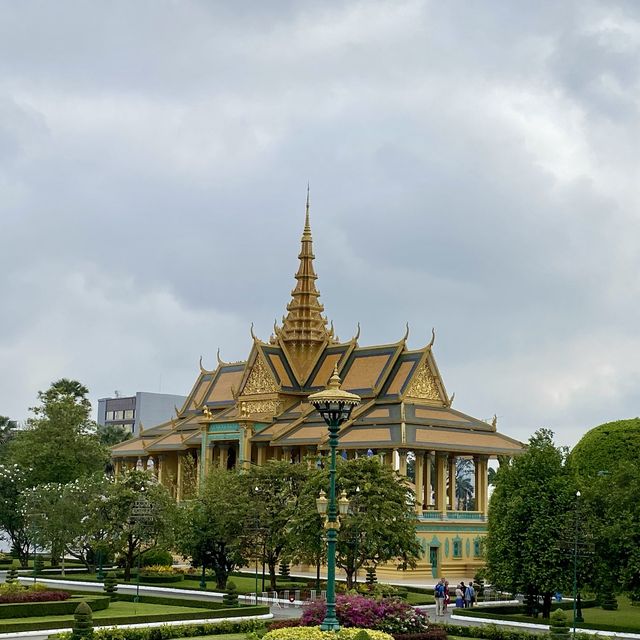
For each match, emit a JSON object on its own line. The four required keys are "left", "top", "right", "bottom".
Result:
{"left": 302, "top": 594, "right": 429, "bottom": 635}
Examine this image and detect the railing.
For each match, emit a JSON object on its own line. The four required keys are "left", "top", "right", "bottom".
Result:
{"left": 419, "top": 510, "right": 487, "bottom": 521}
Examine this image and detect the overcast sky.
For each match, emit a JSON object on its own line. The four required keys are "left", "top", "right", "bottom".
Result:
{"left": 2, "top": 1, "right": 639, "bottom": 448}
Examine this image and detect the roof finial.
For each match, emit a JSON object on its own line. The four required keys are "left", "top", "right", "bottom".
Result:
{"left": 304, "top": 183, "right": 311, "bottom": 237}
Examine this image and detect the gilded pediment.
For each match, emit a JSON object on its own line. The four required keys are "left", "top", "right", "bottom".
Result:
{"left": 242, "top": 353, "right": 279, "bottom": 396}
{"left": 405, "top": 360, "right": 443, "bottom": 403}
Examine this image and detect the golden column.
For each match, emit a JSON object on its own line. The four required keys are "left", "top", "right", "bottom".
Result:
{"left": 424, "top": 452, "right": 432, "bottom": 507}
{"left": 414, "top": 451, "right": 424, "bottom": 514}
{"left": 435, "top": 452, "right": 448, "bottom": 512}
{"left": 448, "top": 455, "right": 457, "bottom": 510}
{"left": 398, "top": 449, "right": 408, "bottom": 476}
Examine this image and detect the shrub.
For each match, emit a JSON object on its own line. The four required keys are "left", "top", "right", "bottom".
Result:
{"left": 0, "top": 588, "right": 71, "bottom": 604}
{"left": 549, "top": 608, "right": 570, "bottom": 639}
{"left": 302, "top": 595, "right": 429, "bottom": 634}
{"left": 139, "top": 548, "right": 174, "bottom": 567}
{"left": 366, "top": 567, "right": 377, "bottom": 586}
{"left": 34, "top": 555, "right": 45, "bottom": 575}
{"left": 279, "top": 562, "right": 291, "bottom": 579}
{"left": 103, "top": 572, "right": 118, "bottom": 595}
{"left": 71, "top": 601, "right": 93, "bottom": 640}
{"left": 222, "top": 580, "right": 238, "bottom": 607}
{"left": 52, "top": 618, "right": 264, "bottom": 639}
{"left": 267, "top": 619, "right": 302, "bottom": 631}
{"left": 391, "top": 631, "right": 447, "bottom": 640}
{"left": 5, "top": 562, "right": 19, "bottom": 584}
{"left": 601, "top": 592, "right": 618, "bottom": 610}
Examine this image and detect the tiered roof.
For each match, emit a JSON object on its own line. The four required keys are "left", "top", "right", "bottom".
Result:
{"left": 112, "top": 196, "right": 523, "bottom": 460}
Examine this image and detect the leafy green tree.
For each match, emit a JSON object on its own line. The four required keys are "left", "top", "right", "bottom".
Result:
{"left": 175, "top": 469, "right": 252, "bottom": 589}
{"left": 247, "top": 460, "right": 311, "bottom": 590}
{"left": 23, "top": 476, "right": 112, "bottom": 573}
{"left": 291, "top": 457, "right": 422, "bottom": 589}
{"left": 568, "top": 419, "right": 640, "bottom": 602}
{"left": 9, "top": 379, "right": 108, "bottom": 486}
{"left": 485, "top": 429, "right": 576, "bottom": 618}
{"left": 101, "top": 470, "right": 176, "bottom": 581}
{"left": 579, "top": 462, "right": 640, "bottom": 602}
{"left": 97, "top": 423, "right": 132, "bottom": 447}
{"left": 0, "top": 416, "right": 18, "bottom": 460}
{"left": 0, "top": 463, "right": 33, "bottom": 567}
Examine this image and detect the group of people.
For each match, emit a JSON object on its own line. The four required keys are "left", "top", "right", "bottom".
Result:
{"left": 434, "top": 578, "right": 476, "bottom": 616}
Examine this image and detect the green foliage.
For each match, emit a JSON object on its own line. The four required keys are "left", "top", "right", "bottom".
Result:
{"left": 175, "top": 468, "right": 252, "bottom": 590}
{"left": 33, "top": 555, "right": 44, "bottom": 575}
{"left": 0, "top": 596, "right": 109, "bottom": 619}
{"left": 96, "top": 423, "right": 131, "bottom": 447}
{"left": 365, "top": 566, "right": 377, "bottom": 586}
{"left": 279, "top": 561, "right": 290, "bottom": 578}
{"left": 569, "top": 418, "right": 640, "bottom": 480}
{"left": 247, "top": 460, "right": 311, "bottom": 591}
{"left": 139, "top": 547, "right": 173, "bottom": 567}
{"left": 0, "top": 416, "right": 18, "bottom": 461}
{"left": 485, "top": 429, "right": 576, "bottom": 618}
{"left": 222, "top": 580, "right": 239, "bottom": 606}
{"left": 71, "top": 601, "right": 93, "bottom": 639}
{"left": 52, "top": 618, "right": 265, "bottom": 640}
{"left": 103, "top": 572, "right": 117, "bottom": 595}
{"left": 0, "top": 465, "right": 33, "bottom": 567}
{"left": 9, "top": 379, "right": 109, "bottom": 486}
{"left": 5, "top": 562, "right": 19, "bottom": 583}
{"left": 549, "top": 608, "right": 570, "bottom": 639}
{"left": 103, "top": 470, "right": 176, "bottom": 581}
{"left": 601, "top": 592, "right": 618, "bottom": 610}
{"left": 352, "top": 632, "right": 371, "bottom": 640}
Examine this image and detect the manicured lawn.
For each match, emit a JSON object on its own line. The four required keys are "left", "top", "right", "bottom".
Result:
{"left": 0, "top": 601, "right": 207, "bottom": 626}
{"left": 460, "top": 596, "right": 640, "bottom": 632}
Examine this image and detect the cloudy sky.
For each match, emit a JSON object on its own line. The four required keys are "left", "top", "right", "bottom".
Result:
{"left": 2, "top": 1, "right": 639, "bottom": 448}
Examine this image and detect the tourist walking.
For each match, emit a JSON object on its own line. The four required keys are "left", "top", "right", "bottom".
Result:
{"left": 443, "top": 580, "right": 450, "bottom": 613}
{"left": 434, "top": 578, "right": 446, "bottom": 616}
{"left": 455, "top": 583, "right": 464, "bottom": 608}
{"left": 464, "top": 582, "right": 475, "bottom": 608}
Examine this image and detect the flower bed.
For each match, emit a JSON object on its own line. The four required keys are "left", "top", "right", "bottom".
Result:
{"left": 302, "top": 594, "right": 430, "bottom": 636}
{"left": 0, "top": 589, "right": 70, "bottom": 604}
{"left": 263, "top": 627, "right": 394, "bottom": 640}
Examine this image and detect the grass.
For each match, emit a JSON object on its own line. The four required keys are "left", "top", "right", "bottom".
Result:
{"left": 0, "top": 601, "right": 206, "bottom": 626}
{"left": 459, "top": 595, "right": 640, "bottom": 632}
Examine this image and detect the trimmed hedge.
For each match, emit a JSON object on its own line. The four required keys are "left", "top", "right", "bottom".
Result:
{"left": 393, "top": 631, "right": 448, "bottom": 640}
{"left": 138, "top": 573, "right": 184, "bottom": 584}
{"left": 454, "top": 599, "right": 596, "bottom": 618}
{"left": 0, "top": 604, "right": 269, "bottom": 634}
{"left": 52, "top": 618, "right": 265, "bottom": 639}
{"left": 0, "top": 596, "right": 109, "bottom": 619}
{"left": 114, "top": 594, "right": 226, "bottom": 609}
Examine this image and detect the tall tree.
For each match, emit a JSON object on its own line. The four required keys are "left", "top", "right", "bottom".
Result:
{"left": 176, "top": 469, "right": 252, "bottom": 589}
{"left": 0, "top": 416, "right": 18, "bottom": 458}
{"left": 97, "top": 423, "right": 132, "bottom": 447}
{"left": 9, "top": 379, "right": 109, "bottom": 485}
{"left": 485, "top": 429, "right": 576, "bottom": 618}
{"left": 0, "top": 463, "right": 32, "bottom": 566}
{"left": 101, "top": 470, "right": 176, "bottom": 581}
{"left": 246, "top": 460, "right": 310, "bottom": 590}
{"left": 291, "top": 458, "right": 422, "bottom": 589}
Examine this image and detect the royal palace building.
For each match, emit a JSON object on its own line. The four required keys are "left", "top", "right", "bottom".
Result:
{"left": 112, "top": 196, "right": 523, "bottom": 579}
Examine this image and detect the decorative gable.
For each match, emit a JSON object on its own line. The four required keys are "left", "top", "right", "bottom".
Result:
{"left": 242, "top": 353, "right": 279, "bottom": 396}
{"left": 405, "top": 360, "right": 443, "bottom": 403}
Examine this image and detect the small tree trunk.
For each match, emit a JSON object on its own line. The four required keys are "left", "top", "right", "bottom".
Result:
{"left": 214, "top": 567, "right": 228, "bottom": 591}
{"left": 542, "top": 592, "right": 552, "bottom": 619}
{"left": 316, "top": 558, "right": 321, "bottom": 592}
{"left": 268, "top": 559, "right": 277, "bottom": 591}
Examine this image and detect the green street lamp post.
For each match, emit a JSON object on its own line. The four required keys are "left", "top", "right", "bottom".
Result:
{"left": 573, "top": 490, "right": 581, "bottom": 638}
{"left": 309, "top": 367, "right": 360, "bottom": 632}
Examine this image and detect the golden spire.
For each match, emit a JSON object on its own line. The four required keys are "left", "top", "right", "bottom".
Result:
{"left": 274, "top": 189, "right": 335, "bottom": 382}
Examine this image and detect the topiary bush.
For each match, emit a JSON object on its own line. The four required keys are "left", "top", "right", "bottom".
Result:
{"left": 103, "top": 571, "right": 118, "bottom": 596}
{"left": 365, "top": 566, "right": 377, "bottom": 587}
{"left": 222, "top": 580, "right": 238, "bottom": 607}
{"left": 549, "top": 608, "right": 570, "bottom": 639}
{"left": 279, "top": 561, "right": 291, "bottom": 579}
{"left": 601, "top": 592, "right": 618, "bottom": 610}
{"left": 5, "top": 561, "right": 20, "bottom": 584}
{"left": 71, "top": 601, "right": 93, "bottom": 639}
{"left": 33, "top": 555, "right": 44, "bottom": 575}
